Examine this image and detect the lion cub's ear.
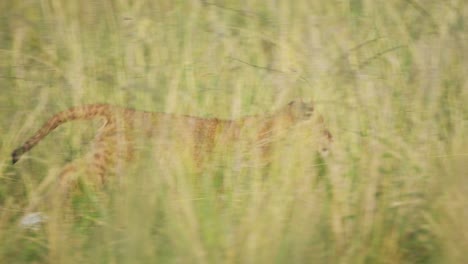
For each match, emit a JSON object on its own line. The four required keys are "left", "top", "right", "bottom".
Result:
{"left": 288, "top": 99, "right": 304, "bottom": 106}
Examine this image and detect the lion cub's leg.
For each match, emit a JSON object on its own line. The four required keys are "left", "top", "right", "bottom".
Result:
{"left": 21, "top": 157, "right": 88, "bottom": 215}
{"left": 78, "top": 127, "right": 133, "bottom": 188}
{"left": 56, "top": 125, "right": 125, "bottom": 191}
{"left": 24, "top": 134, "right": 121, "bottom": 219}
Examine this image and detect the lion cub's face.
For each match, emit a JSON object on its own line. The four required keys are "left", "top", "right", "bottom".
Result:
{"left": 284, "top": 99, "right": 333, "bottom": 155}
{"left": 286, "top": 99, "right": 315, "bottom": 121}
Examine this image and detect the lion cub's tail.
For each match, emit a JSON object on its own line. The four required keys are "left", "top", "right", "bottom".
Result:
{"left": 12, "top": 104, "right": 116, "bottom": 164}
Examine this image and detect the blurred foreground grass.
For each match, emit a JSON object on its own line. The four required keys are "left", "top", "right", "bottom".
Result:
{"left": 0, "top": 1, "right": 467, "bottom": 263}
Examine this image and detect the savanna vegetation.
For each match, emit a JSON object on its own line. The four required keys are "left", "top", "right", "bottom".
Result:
{"left": 0, "top": 1, "right": 466, "bottom": 263}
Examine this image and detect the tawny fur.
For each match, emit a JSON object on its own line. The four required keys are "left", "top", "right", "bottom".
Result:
{"left": 12, "top": 100, "right": 332, "bottom": 185}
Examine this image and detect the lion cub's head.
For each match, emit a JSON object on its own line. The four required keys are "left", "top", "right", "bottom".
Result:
{"left": 284, "top": 99, "right": 315, "bottom": 121}
{"left": 282, "top": 99, "right": 333, "bottom": 154}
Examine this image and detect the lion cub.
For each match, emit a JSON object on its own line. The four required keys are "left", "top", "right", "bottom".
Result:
{"left": 12, "top": 100, "right": 332, "bottom": 185}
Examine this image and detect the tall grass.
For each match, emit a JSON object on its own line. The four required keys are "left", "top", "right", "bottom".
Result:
{"left": 0, "top": 0, "right": 466, "bottom": 263}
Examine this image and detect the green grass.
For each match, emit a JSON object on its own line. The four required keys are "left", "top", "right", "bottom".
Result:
{"left": 1, "top": 0, "right": 467, "bottom": 263}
